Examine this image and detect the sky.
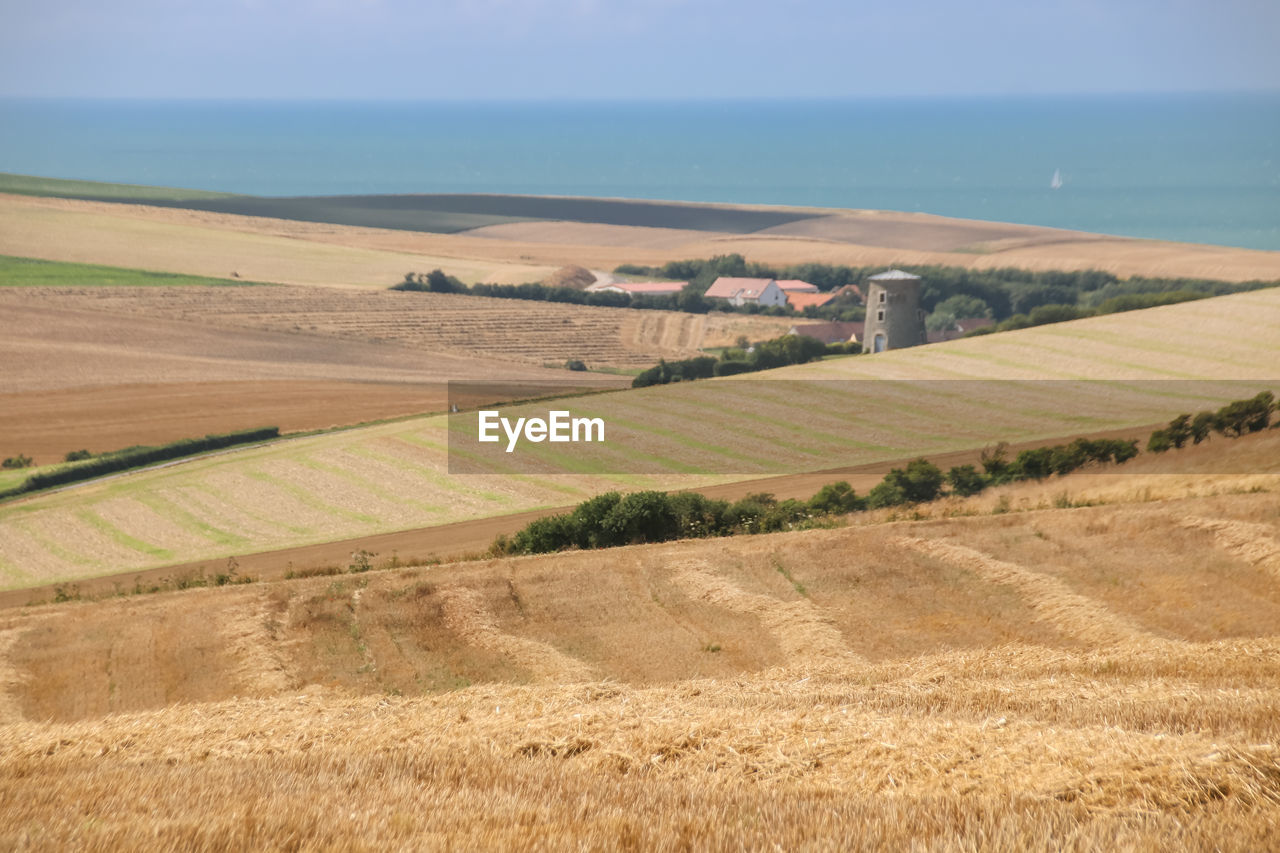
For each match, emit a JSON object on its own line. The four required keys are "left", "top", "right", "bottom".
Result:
{"left": 2, "top": 0, "right": 1278, "bottom": 99}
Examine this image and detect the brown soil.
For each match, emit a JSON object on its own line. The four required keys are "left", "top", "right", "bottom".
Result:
{"left": 0, "top": 381, "right": 448, "bottom": 463}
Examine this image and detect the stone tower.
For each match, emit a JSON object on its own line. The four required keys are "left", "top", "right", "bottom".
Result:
{"left": 862, "top": 269, "right": 927, "bottom": 353}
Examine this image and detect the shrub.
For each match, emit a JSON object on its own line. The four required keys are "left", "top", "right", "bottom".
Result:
{"left": 1213, "top": 391, "right": 1273, "bottom": 437}
{"left": 713, "top": 360, "right": 755, "bottom": 377}
{"left": 869, "top": 459, "right": 944, "bottom": 507}
{"left": 1, "top": 454, "right": 33, "bottom": 470}
{"left": 564, "top": 359, "right": 587, "bottom": 372}
{"left": 64, "top": 449, "right": 93, "bottom": 462}
{"left": 601, "top": 491, "right": 680, "bottom": 545}
{"left": 808, "top": 481, "right": 866, "bottom": 514}
{"left": 946, "top": 464, "right": 988, "bottom": 497}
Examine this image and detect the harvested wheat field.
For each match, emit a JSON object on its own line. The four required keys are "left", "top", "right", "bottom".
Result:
{"left": 2, "top": 290, "right": 1277, "bottom": 589}
{"left": 8, "top": 190, "right": 1280, "bottom": 286}
{"left": 1, "top": 460, "right": 1279, "bottom": 848}
{"left": 0, "top": 295, "right": 609, "bottom": 464}
{"left": 0, "top": 284, "right": 762, "bottom": 372}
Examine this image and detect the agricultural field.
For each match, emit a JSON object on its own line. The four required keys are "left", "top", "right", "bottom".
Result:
{"left": 9, "top": 180, "right": 1280, "bottom": 287}
{"left": 0, "top": 171, "right": 239, "bottom": 202}
{"left": 0, "top": 254, "right": 265, "bottom": 288}
{"left": 0, "top": 290, "right": 605, "bottom": 465}
{"left": 2, "top": 289, "right": 1277, "bottom": 590}
{"left": 0, "top": 192, "right": 556, "bottom": 287}
{"left": 0, "top": 284, "right": 763, "bottom": 370}
{"left": 1, "top": 440, "right": 1278, "bottom": 848}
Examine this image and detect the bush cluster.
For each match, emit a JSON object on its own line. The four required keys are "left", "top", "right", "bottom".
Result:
{"left": 1147, "top": 391, "right": 1275, "bottom": 452}
{"left": 633, "top": 334, "right": 842, "bottom": 388}
{"left": 493, "top": 426, "right": 1153, "bottom": 556}
{"left": 0, "top": 427, "right": 280, "bottom": 501}
{"left": 493, "top": 484, "right": 867, "bottom": 556}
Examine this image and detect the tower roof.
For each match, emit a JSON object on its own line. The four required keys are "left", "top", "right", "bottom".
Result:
{"left": 868, "top": 269, "right": 921, "bottom": 281}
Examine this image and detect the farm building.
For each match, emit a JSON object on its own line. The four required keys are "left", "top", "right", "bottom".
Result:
{"left": 705, "top": 277, "right": 788, "bottom": 308}
{"left": 785, "top": 291, "right": 836, "bottom": 311}
{"left": 862, "top": 269, "right": 927, "bottom": 353}
{"left": 788, "top": 320, "right": 864, "bottom": 345}
{"left": 831, "top": 283, "right": 864, "bottom": 304}
{"left": 775, "top": 279, "right": 819, "bottom": 294}
{"left": 585, "top": 281, "right": 688, "bottom": 298}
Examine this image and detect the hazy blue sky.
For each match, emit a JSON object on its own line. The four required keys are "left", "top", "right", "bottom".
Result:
{"left": 3, "top": 0, "right": 1278, "bottom": 99}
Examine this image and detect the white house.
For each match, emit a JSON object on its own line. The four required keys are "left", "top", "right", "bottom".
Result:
{"left": 585, "top": 281, "right": 688, "bottom": 298}
{"left": 704, "top": 277, "right": 788, "bottom": 308}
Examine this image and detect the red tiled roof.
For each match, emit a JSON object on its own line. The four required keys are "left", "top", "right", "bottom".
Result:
{"left": 786, "top": 292, "right": 836, "bottom": 310}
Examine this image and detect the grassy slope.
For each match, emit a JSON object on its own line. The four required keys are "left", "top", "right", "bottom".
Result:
{"left": 1, "top": 446, "right": 1278, "bottom": 848}
{"left": 0, "top": 172, "right": 239, "bottom": 202}
{"left": 0, "top": 254, "right": 267, "bottom": 287}
{"left": 1, "top": 288, "right": 1278, "bottom": 588}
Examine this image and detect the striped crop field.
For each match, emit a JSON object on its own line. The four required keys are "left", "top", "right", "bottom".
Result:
{"left": 1, "top": 288, "right": 1278, "bottom": 588}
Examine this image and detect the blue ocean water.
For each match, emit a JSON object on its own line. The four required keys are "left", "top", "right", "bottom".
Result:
{"left": 1, "top": 95, "right": 1277, "bottom": 250}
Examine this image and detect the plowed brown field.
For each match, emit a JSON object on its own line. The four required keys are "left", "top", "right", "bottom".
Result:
{"left": 0, "top": 296, "right": 612, "bottom": 464}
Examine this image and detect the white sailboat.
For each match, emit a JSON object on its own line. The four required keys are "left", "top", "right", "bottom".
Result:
{"left": 1050, "top": 168, "right": 1064, "bottom": 190}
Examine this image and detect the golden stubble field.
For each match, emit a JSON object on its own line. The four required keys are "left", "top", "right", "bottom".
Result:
{"left": 2, "top": 289, "right": 1277, "bottom": 590}
{"left": 1, "top": 444, "right": 1278, "bottom": 850}
{"left": 7, "top": 191, "right": 1280, "bottom": 285}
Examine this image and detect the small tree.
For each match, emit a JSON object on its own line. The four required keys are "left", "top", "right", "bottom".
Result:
{"left": 946, "top": 464, "right": 988, "bottom": 497}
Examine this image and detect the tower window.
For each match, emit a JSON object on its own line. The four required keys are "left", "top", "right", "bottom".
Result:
{"left": 878, "top": 292, "right": 886, "bottom": 303}
{"left": 877, "top": 310, "right": 884, "bottom": 321}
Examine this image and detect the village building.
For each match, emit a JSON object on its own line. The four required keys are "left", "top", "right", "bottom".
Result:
{"left": 775, "top": 279, "right": 819, "bottom": 294}
{"left": 785, "top": 291, "right": 836, "bottom": 311}
{"left": 585, "top": 281, "right": 688, "bottom": 298}
{"left": 704, "top": 277, "right": 789, "bottom": 308}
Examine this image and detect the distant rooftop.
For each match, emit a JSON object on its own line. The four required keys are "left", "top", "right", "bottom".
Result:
{"left": 868, "top": 269, "right": 921, "bottom": 281}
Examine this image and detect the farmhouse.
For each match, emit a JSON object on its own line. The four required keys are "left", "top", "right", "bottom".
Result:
{"left": 705, "top": 277, "right": 788, "bottom": 308}
{"left": 585, "top": 281, "right": 688, "bottom": 298}
{"left": 788, "top": 320, "right": 864, "bottom": 345}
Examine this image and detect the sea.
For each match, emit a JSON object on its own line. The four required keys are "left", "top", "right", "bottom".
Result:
{"left": 1, "top": 94, "right": 1277, "bottom": 250}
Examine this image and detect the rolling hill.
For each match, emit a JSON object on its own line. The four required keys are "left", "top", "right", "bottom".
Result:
{"left": 1, "top": 436, "right": 1277, "bottom": 849}
{"left": 2, "top": 288, "right": 1277, "bottom": 590}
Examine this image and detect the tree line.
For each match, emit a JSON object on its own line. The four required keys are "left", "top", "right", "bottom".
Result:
{"left": 0, "top": 428, "right": 281, "bottom": 501}
{"left": 632, "top": 334, "right": 859, "bottom": 388}
{"left": 393, "top": 260, "right": 1278, "bottom": 335}
{"left": 1147, "top": 391, "right": 1275, "bottom": 452}
{"left": 492, "top": 387, "right": 1276, "bottom": 557}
